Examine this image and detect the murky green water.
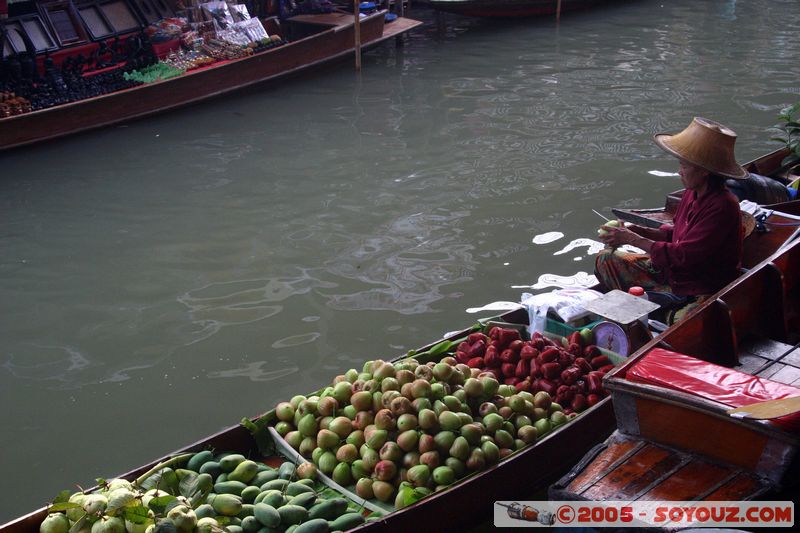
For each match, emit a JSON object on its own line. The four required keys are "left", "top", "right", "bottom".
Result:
{"left": 2, "top": 0, "right": 799, "bottom": 520}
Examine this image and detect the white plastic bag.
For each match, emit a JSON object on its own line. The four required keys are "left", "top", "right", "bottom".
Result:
{"left": 521, "top": 288, "right": 602, "bottom": 335}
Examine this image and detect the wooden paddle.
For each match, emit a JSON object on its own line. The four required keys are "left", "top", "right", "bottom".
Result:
{"left": 727, "top": 396, "right": 800, "bottom": 420}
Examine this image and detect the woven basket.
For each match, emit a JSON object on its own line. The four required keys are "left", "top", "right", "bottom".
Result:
{"left": 742, "top": 211, "right": 756, "bottom": 239}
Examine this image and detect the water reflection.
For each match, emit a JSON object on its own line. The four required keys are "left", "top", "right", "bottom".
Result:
{"left": 272, "top": 333, "right": 321, "bottom": 349}
{"left": 532, "top": 231, "right": 565, "bottom": 244}
{"left": 512, "top": 272, "right": 598, "bottom": 290}
{"left": 553, "top": 238, "right": 606, "bottom": 256}
{"left": 323, "top": 210, "right": 477, "bottom": 314}
{"left": 207, "top": 362, "right": 299, "bottom": 382}
{"left": 177, "top": 277, "right": 334, "bottom": 344}
{"left": 3, "top": 345, "right": 90, "bottom": 383}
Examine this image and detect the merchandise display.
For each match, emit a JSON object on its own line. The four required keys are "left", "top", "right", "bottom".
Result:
{"left": 0, "top": 91, "right": 32, "bottom": 116}
{"left": 123, "top": 60, "right": 184, "bottom": 82}
{"left": 0, "top": 1, "right": 285, "bottom": 119}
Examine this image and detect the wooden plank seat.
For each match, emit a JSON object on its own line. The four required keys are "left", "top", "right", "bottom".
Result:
{"left": 735, "top": 337, "right": 800, "bottom": 386}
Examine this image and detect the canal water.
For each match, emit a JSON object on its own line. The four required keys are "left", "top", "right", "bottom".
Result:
{"left": 1, "top": 0, "right": 799, "bottom": 520}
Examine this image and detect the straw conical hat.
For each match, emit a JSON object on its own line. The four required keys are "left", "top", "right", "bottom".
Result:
{"left": 654, "top": 117, "right": 749, "bottom": 180}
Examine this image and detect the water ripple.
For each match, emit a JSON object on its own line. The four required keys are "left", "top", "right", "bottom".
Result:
{"left": 207, "top": 362, "right": 299, "bottom": 382}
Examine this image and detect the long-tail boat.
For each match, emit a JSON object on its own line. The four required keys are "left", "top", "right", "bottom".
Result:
{"left": 0, "top": 10, "right": 422, "bottom": 151}
{"left": 550, "top": 237, "right": 800, "bottom": 507}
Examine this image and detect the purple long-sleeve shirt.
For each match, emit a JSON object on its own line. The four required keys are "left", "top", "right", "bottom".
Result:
{"left": 651, "top": 186, "right": 743, "bottom": 296}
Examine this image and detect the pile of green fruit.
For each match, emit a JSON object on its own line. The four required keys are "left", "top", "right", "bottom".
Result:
{"left": 39, "top": 451, "right": 367, "bottom": 533}
{"left": 270, "top": 355, "right": 574, "bottom": 509}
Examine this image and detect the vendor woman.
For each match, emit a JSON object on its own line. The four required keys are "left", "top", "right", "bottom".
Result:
{"left": 595, "top": 117, "right": 747, "bottom": 321}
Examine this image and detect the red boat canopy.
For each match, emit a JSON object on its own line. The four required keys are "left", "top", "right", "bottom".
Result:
{"left": 627, "top": 348, "right": 800, "bottom": 432}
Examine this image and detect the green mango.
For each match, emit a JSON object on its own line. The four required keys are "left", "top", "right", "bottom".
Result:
{"left": 214, "top": 480, "right": 247, "bottom": 496}
{"left": 219, "top": 454, "right": 247, "bottom": 473}
{"left": 228, "top": 460, "right": 259, "bottom": 484}
{"left": 308, "top": 498, "right": 348, "bottom": 521}
{"left": 250, "top": 469, "right": 278, "bottom": 487}
{"left": 198, "top": 461, "right": 222, "bottom": 479}
{"left": 187, "top": 450, "right": 214, "bottom": 472}
{"left": 240, "top": 485, "right": 261, "bottom": 504}
{"left": 277, "top": 505, "right": 308, "bottom": 527}
{"left": 252, "top": 503, "right": 280, "bottom": 528}
{"left": 328, "top": 513, "right": 365, "bottom": 531}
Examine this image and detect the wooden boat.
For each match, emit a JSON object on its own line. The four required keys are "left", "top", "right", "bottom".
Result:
{"left": 0, "top": 306, "right": 619, "bottom": 533}
{"left": 427, "top": 0, "right": 615, "bottom": 18}
{"left": 0, "top": 11, "right": 423, "bottom": 151}
{"left": 550, "top": 237, "right": 800, "bottom": 505}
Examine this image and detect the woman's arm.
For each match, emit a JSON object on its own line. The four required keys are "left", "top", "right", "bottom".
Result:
{"left": 629, "top": 225, "right": 670, "bottom": 242}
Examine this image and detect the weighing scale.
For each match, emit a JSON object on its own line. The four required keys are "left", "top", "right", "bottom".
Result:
{"left": 583, "top": 290, "right": 661, "bottom": 356}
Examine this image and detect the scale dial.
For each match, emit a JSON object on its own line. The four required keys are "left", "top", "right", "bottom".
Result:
{"left": 592, "top": 321, "right": 629, "bottom": 356}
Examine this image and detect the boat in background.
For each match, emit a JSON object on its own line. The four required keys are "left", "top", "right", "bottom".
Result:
{"left": 550, "top": 236, "right": 800, "bottom": 507}
{"left": 0, "top": 11, "right": 423, "bottom": 151}
{"left": 427, "top": 0, "right": 618, "bottom": 18}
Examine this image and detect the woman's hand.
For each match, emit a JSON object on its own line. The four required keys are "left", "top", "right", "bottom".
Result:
{"left": 598, "top": 221, "right": 653, "bottom": 252}
{"left": 599, "top": 221, "right": 631, "bottom": 246}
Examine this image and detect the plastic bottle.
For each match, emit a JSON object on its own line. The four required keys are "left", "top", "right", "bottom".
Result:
{"left": 628, "top": 286, "right": 649, "bottom": 328}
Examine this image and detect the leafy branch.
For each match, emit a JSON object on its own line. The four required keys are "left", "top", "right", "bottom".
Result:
{"left": 771, "top": 102, "right": 800, "bottom": 167}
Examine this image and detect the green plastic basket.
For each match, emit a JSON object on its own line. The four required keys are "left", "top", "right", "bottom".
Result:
{"left": 544, "top": 317, "right": 603, "bottom": 337}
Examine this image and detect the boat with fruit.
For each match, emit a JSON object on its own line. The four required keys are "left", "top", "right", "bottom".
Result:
{"left": 549, "top": 236, "right": 800, "bottom": 511}
{"left": 0, "top": 10, "right": 422, "bottom": 151}
{"left": 0, "top": 310, "right": 622, "bottom": 533}
{"left": 426, "top": 0, "right": 615, "bottom": 18}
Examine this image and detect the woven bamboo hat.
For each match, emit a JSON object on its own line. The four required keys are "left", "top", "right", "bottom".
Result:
{"left": 654, "top": 117, "right": 749, "bottom": 180}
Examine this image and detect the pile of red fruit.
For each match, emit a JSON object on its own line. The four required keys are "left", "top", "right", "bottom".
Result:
{"left": 454, "top": 327, "right": 614, "bottom": 414}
